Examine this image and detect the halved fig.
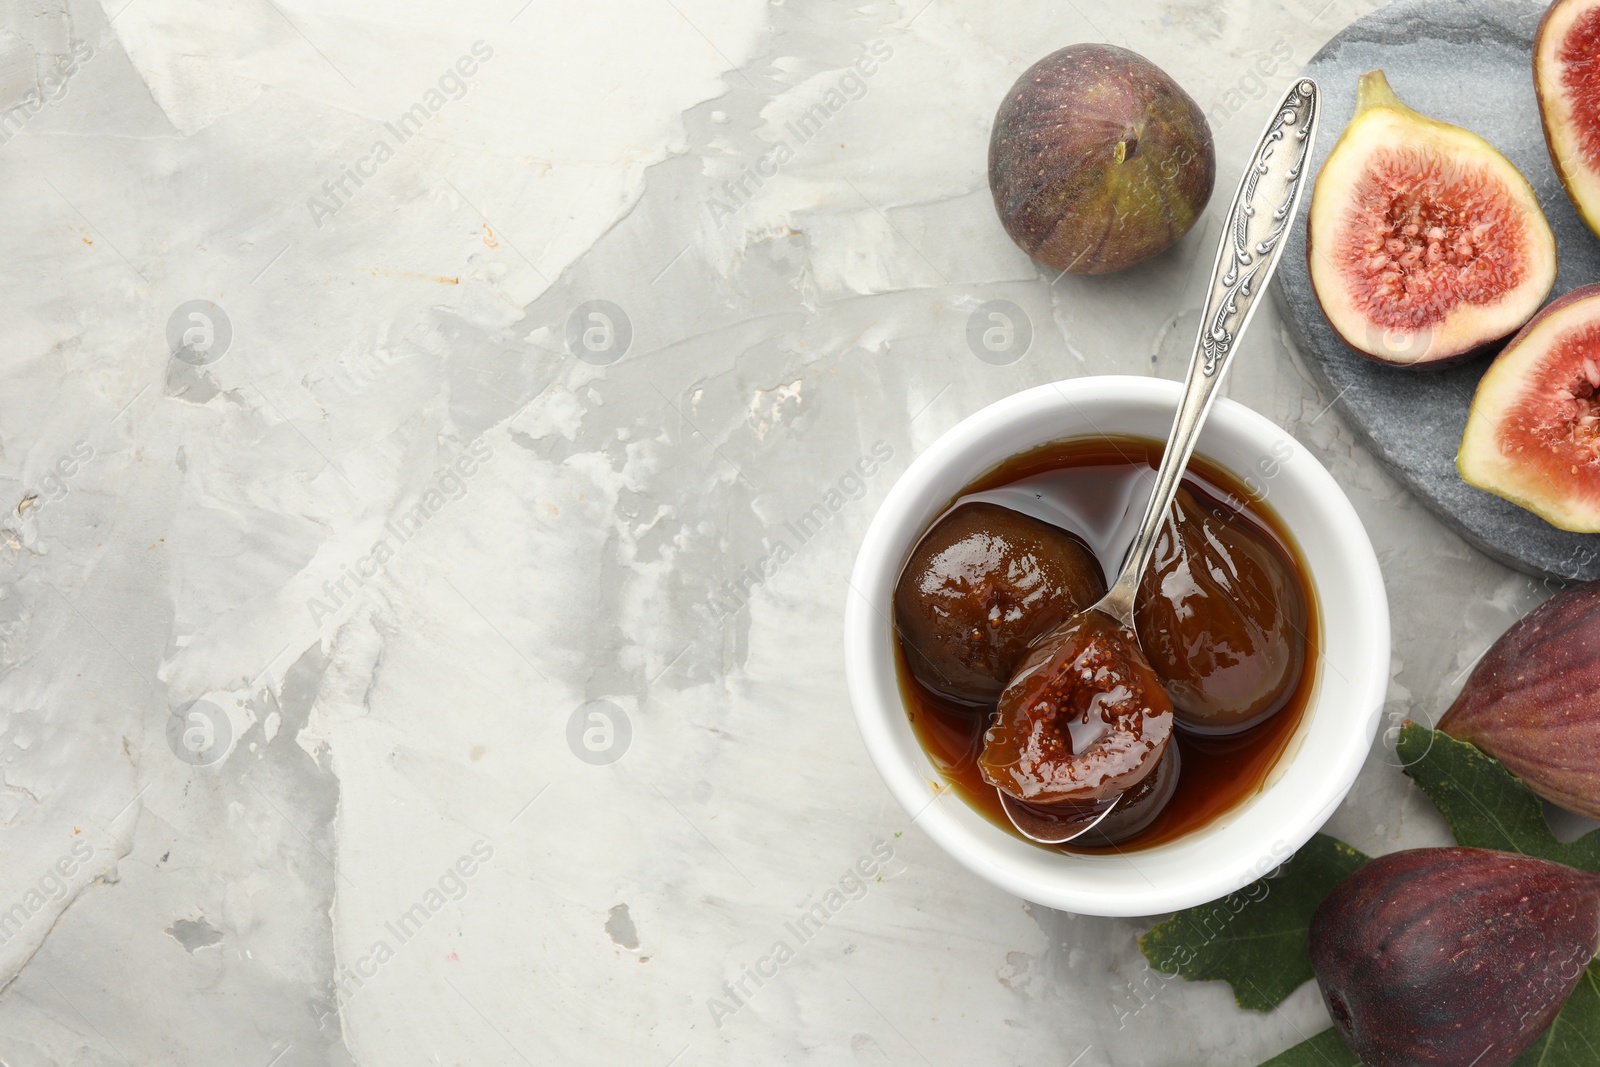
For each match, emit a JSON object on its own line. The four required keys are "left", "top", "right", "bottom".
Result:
{"left": 1307, "top": 70, "right": 1557, "bottom": 366}
{"left": 1458, "top": 283, "right": 1600, "bottom": 532}
{"left": 1536, "top": 0, "right": 1600, "bottom": 237}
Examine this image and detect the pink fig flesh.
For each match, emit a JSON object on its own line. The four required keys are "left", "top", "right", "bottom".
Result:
{"left": 1306, "top": 71, "right": 1556, "bottom": 365}
{"left": 1457, "top": 284, "right": 1600, "bottom": 533}
{"left": 1439, "top": 579, "right": 1600, "bottom": 818}
{"left": 1536, "top": 0, "right": 1600, "bottom": 238}
{"left": 1311, "top": 847, "right": 1600, "bottom": 1067}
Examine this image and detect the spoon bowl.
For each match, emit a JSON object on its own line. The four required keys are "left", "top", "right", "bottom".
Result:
{"left": 1000, "top": 742, "right": 1184, "bottom": 845}
{"left": 1001, "top": 793, "right": 1121, "bottom": 844}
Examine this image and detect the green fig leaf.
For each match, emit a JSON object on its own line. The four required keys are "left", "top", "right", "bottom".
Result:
{"left": 1509, "top": 960, "right": 1600, "bottom": 1066}
{"left": 1397, "top": 723, "right": 1600, "bottom": 871}
{"left": 1138, "top": 833, "right": 1369, "bottom": 1012}
{"left": 1255, "top": 1027, "right": 1361, "bottom": 1066}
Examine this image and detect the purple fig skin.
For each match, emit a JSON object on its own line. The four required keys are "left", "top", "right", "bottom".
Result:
{"left": 1310, "top": 847, "right": 1600, "bottom": 1067}
{"left": 1439, "top": 580, "right": 1600, "bottom": 820}
{"left": 987, "top": 44, "right": 1215, "bottom": 275}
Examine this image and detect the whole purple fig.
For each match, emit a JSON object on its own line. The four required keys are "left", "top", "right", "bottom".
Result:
{"left": 1310, "top": 847, "right": 1600, "bottom": 1067}
{"left": 987, "top": 44, "right": 1215, "bottom": 275}
{"left": 1439, "top": 580, "right": 1600, "bottom": 820}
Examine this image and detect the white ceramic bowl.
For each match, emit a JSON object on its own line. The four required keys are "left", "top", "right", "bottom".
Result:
{"left": 845, "top": 376, "right": 1389, "bottom": 916}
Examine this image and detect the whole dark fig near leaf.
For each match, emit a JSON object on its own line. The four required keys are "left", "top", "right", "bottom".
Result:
{"left": 1438, "top": 580, "right": 1600, "bottom": 820}
{"left": 1310, "top": 847, "right": 1600, "bottom": 1067}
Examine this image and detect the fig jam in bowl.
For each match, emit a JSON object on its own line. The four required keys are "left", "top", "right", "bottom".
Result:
{"left": 844, "top": 375, "right": 1388, "bottom": 916}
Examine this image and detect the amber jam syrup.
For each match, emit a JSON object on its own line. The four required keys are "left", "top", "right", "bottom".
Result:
{"left": 894, "top": 434, "right": 1320, "bottom": 853}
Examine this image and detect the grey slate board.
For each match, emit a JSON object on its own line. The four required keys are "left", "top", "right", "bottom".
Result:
{"left": 1271, "top": 0, "right": 1600, "bottom": 582}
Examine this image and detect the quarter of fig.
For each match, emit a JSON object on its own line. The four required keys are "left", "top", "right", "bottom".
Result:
{"left": 1439, "top": 579, "right": 1600, "bottom": 818}
{"left": 1311, "top": 847, "right": 1600, "bottom": 1067}
{"left": 988, "top": 44, "right": 1215, "bottom": 275}
{"left": 980, "top": 612, "right": 1173, "bottom": 804}
{"left": 893, "top": 503, "right": 1106, "bottom": 705}
{"left": 1307, "top": 70, "right": 1557, "bottom": 365}
{"left": 1536, "top": 0, "right": 1600, "bottom": 237}
{"left": 1458, "top": 284, "right": 1600, "bottom": 532}
{"left": 1135, "top": 487, "right": 1309, "bottom": 734}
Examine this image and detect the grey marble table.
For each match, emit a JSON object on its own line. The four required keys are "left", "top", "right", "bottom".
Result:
{"left": 0, "top": 1, "right": 1550, "bottom": 1064}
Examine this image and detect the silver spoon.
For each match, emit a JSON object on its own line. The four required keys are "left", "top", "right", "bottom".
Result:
{"left": 1002, "top": 78, "right": 1321, "bottom": 845}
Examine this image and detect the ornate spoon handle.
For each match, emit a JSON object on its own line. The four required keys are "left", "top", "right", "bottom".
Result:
{"left": 1098, "top": 78, "right": 1321, "bottom": 626}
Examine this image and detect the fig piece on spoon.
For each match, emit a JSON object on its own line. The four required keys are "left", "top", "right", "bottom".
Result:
{"left": 982, "top": 612, "right": 1175, "bottom": 804}
{"left": 983, "top": 78, "right": 1322, "bottom": 845}
{"left": 998, "top": 728, "right": 1183, "bottom": 845}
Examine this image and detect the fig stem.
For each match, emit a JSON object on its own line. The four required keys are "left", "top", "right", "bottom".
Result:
{"left": 1355, "top": 69, "right": 1409, "bottom": 118}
